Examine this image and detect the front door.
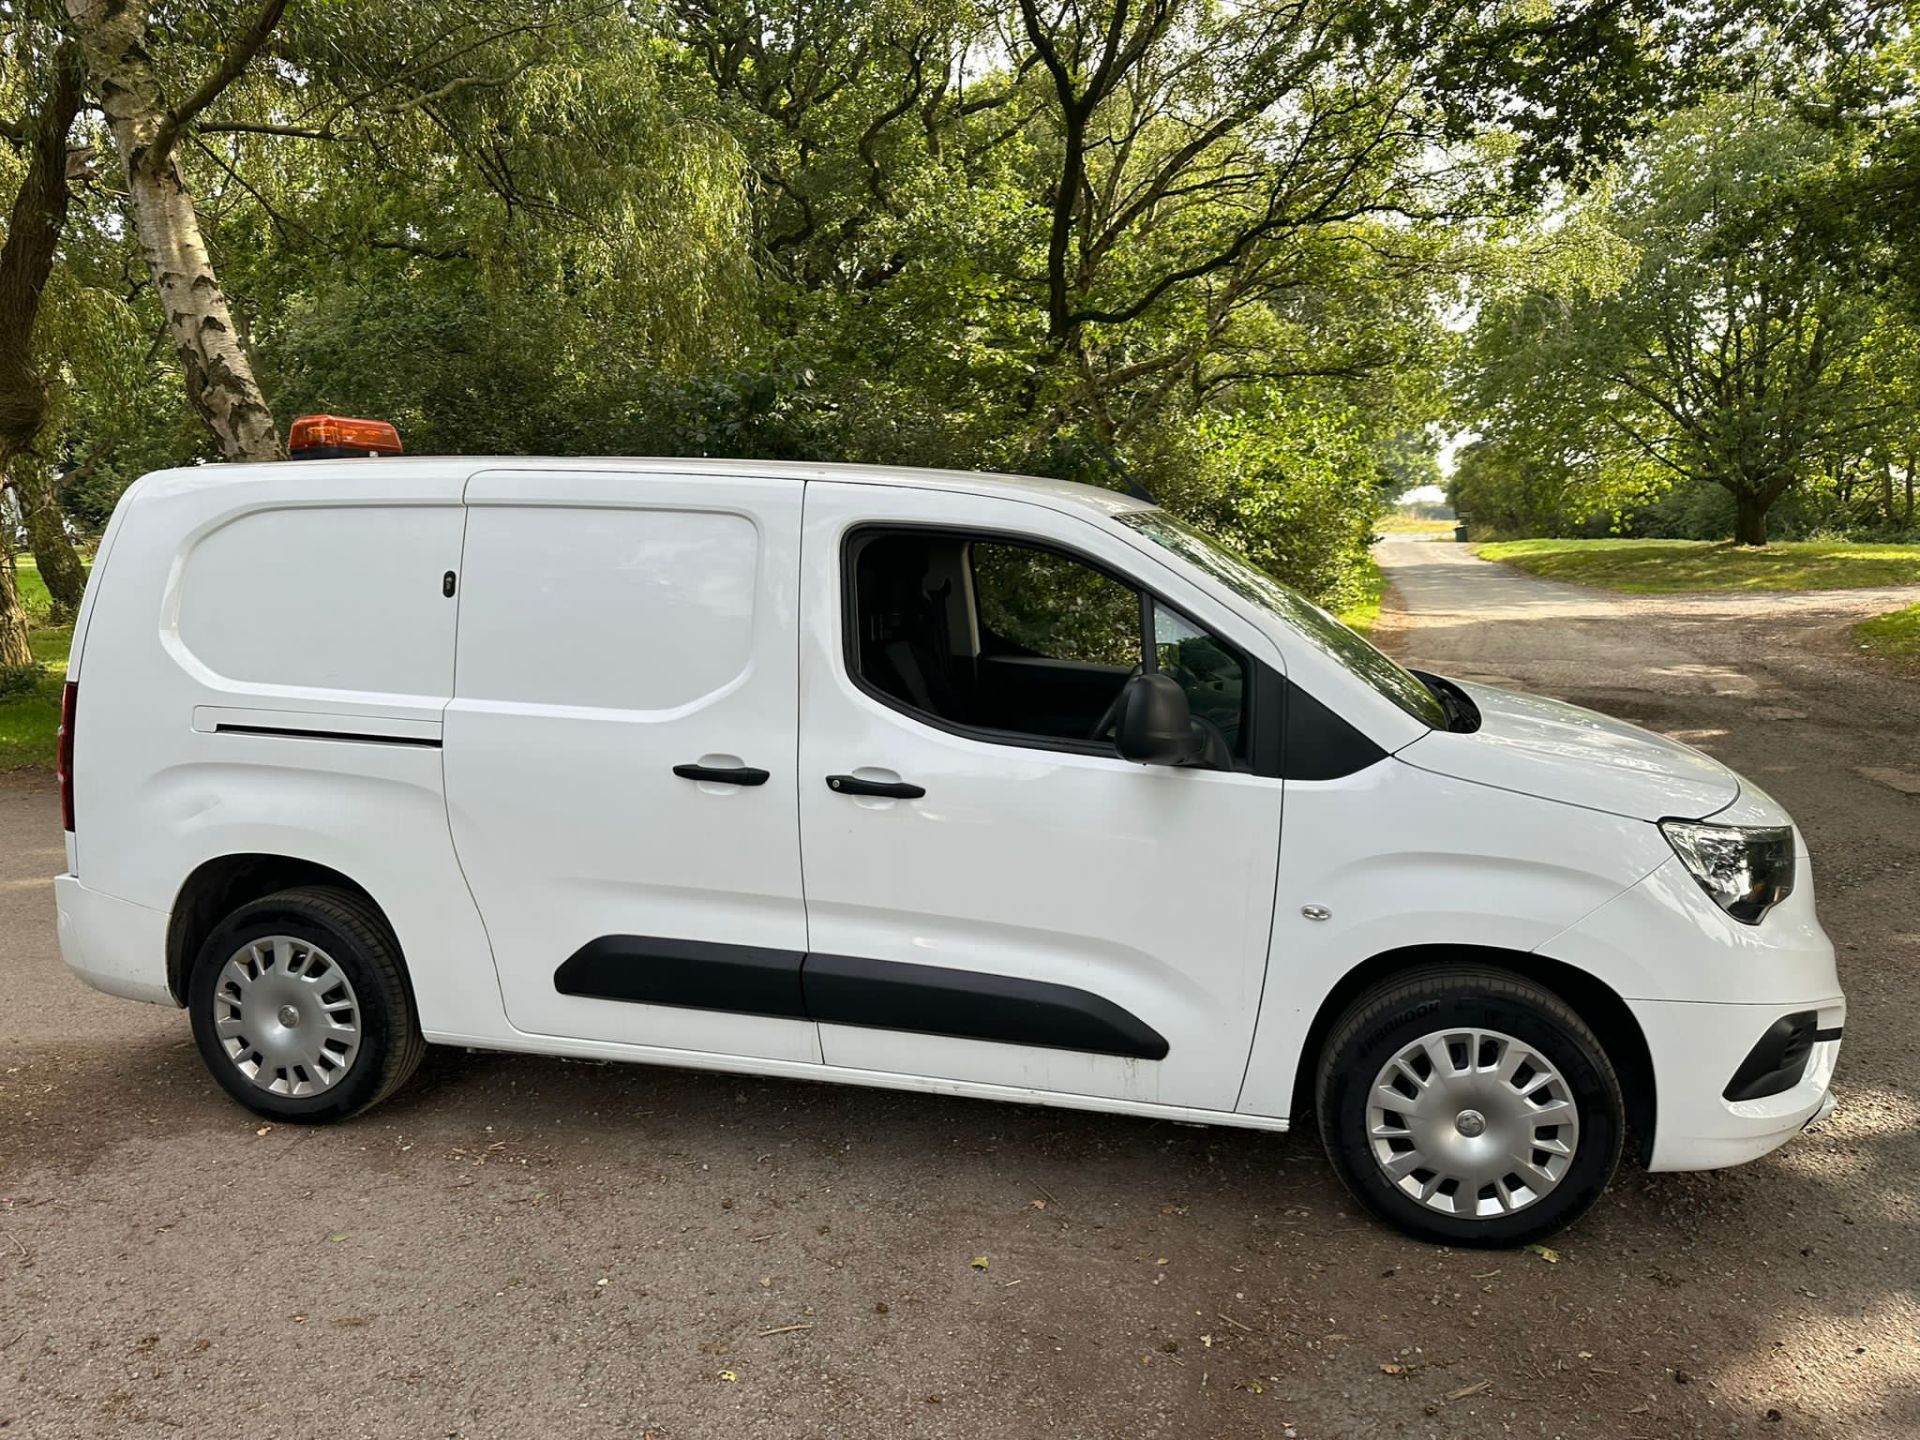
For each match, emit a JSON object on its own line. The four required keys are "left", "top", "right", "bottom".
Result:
{"left": 444, "top": 469, "right": 817, "bottom": 1064}
{"left": 796, "top": 482, "right": 1284, "bottom": 1111}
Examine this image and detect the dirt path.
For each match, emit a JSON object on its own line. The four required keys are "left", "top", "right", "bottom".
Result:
{"left": 1, "top": 547, "right": 1916, "bottom": 1439}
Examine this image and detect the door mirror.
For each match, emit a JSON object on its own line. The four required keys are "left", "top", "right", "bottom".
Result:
{"left": 1113, "top": 673, "right": 1205, "bottom": 766}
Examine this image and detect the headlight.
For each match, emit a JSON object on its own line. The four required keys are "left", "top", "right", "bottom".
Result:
{"left": 1660, "top": 820, "right": 1796, "bottom": 924}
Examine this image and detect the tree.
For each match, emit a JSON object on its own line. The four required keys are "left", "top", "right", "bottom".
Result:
{"left": 0, "top": 10, "right": 85, "bottom": 652}
{"left": 1462, "top": 90, "right": 1882, "bottom": 544}
{"left": 0, "top": 0, "right": 1792, "bottom": 625}
{"left": 63, "top": 0, "right": 288, "bottom": 460}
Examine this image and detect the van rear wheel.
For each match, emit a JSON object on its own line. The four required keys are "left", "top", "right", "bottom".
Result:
{"left": 187, "top": 886, "right": 425, "bottom": 1122}
{"left": 1315, "top": 965, "right": 1624, "bottom": 1247}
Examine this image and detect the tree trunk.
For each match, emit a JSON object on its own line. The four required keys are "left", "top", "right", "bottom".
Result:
{"left": 0, "top": 544, "right": 33, "bottom": 673}
{"left": 64, "top": 0, "right": 283, "bottom": 462}
{"left": 0, "top": 42, "right": 83, "bottom": 474}
{"left": 13, "top": 467, "right": 86, "bottom": 618}
{"left": 1733, "top": 491, "right": 1769, "bottom": 546}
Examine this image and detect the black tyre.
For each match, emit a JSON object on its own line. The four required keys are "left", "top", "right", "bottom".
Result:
{"left": 187, "top": 886, "right": 425, "bottom": 1122}
{"left": 1315, "top": 965, "right": 1623, "bottom": 1247}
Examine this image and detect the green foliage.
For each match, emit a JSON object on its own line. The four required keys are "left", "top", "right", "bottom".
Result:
{"left": 1855, "top": 602, "right": 1920, "bottom": 662}
{"left": 12, "top": 557, "right": 54, "bottom": 619}
{"left": 13, "top": 0, "right": 1872, "bottom": 608}
{"left": 1333, "top": 555, "right": 1388, "bottom": 636}
{"left": 1459, "top": 70, "right": 1920, "bottom": 548}
{"left": 0, "top": 662, "right": 38, "bottom": 700}
{"left": 0, "top": 574, "right": 68, "bottom": 766}
{"left": 973, "top": 542, "right": 1141, "bottom": 668}
{"left": 0, "top": 555, "right": 79, "bottom": 764}
{"left": 1136, "top": 396, "right": 1395, "bottom": 613}
{"left": 1478, "top": 538, "right": 1920, "bottom": 593}
{"left": 0, "top": 653, "right": 62, "bottom": 766}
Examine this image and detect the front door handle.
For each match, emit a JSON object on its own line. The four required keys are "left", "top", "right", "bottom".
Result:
{"left": 826, "top": 774, "right": 925, "bottom": 799}
{"left": 673, "top": 763, "right": 770, "bottom": 787}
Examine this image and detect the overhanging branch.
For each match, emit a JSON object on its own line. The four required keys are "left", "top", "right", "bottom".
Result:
{"left": 146, "top": 0, "right": 289, "bottom": 169}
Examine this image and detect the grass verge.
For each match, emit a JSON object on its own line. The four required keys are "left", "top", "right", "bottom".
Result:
{"left": 1856, "top": 603, "right": 1920, "bottom": 664}
{"left": 1375, "top": 514, "right": 1456, "bottom": 536}
{"left": 1, "top": 560, "right": 72, "bottom": 770}
{"left": 1336, "top": 554, "right": 1388, "bottom": 636}
{"left": 1476, "top": 538, "right": 1920, "bottom": 593}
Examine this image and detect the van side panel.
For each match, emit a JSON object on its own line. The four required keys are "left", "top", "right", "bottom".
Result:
{"left": 172, "top": 504, "right": 457, "bottom": 703}
{"left": 442, "top": 470, "right": 817, "bottom": 1062}
{"left": 67, "top": 464, "right": 507, "bottom": 1037}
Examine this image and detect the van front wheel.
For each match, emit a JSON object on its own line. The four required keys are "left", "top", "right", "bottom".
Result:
{"left": 187, "top": 886, "right": 425, "bottom": 1123}
{"left": 1315, "top": 966, "right": 1624, "bottom": 1247}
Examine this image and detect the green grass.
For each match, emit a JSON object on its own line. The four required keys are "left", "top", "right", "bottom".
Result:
{"left": 1856, "top": 603, "right": 1920, "bottom": 663}
{"left": 0, "top": 560, "right": 72, "bottom": 770}
{"left": 1335, "top": 554, "right": 1388, "bottom": 636}
{"left": 1375, "top": 513, "right": 1456, "bottom": 536}
{"left": 15, "top": 557, "right": 54, "bottom": 614}
{"left": 1477, "top": 538, "right": 1920, "bottom": 593}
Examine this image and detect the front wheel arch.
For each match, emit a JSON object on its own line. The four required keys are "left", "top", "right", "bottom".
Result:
{"left": 1291, "top": 945, "right": 1656, "bottom": 1166}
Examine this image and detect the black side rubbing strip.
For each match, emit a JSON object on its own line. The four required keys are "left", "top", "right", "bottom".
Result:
{"left": 213, "top": 723, "right": 441, "bottom": 749}
{"left": 552, "top": 939, "right": 1170, "bottom": 1061}
{"left": 803, "top": 953, "right": 1169, "bottom": 1060}
{"left": 555, "top": 936, "right": 806, "bottom": 1020}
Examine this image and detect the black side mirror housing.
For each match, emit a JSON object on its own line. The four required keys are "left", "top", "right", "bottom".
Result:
{"left": 1113, "top": 672, "right": 1204, "bottom": 766}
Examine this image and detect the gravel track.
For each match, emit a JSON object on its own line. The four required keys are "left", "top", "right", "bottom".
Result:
{"left": 1, "top": 541, "right": 1914, "bottom": 1438}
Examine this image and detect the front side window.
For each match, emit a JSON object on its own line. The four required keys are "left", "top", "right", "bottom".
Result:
{"left": 1153, "top": 605, "right": 1244, "bottom": 753}
{"left": 848, "top": 528, "right": 1247, "bottom": 762}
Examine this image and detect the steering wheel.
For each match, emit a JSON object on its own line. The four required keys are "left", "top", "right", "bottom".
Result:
{"left": 1088, "top": 665, "right": 1143, "bottom": 741}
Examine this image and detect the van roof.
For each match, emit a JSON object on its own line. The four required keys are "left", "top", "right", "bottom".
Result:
{"left": 147, "top": 455, "right": 1156, "bottom": 518}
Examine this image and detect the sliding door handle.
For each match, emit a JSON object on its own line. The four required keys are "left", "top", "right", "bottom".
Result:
{"left": 673, "top": 763, "right": 770, "bottom": 787}
{"left": 826, "top": 774, "right": 925, "bottom": 799}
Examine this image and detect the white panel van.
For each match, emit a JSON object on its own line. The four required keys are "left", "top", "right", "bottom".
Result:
{"left": 53, "top": 441, "right": 1844, "bottom": 1244}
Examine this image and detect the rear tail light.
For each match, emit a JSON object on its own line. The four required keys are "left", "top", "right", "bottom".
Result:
{"left": 56, "top": 681, "right": 77, "bottom": 832}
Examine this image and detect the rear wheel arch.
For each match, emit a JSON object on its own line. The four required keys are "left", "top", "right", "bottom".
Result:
{"left": 1291, "top": 945, "right": 1657, "bottom": 1166}
{"left": 167, "top": 855, "right": 405, "bottom": 1007}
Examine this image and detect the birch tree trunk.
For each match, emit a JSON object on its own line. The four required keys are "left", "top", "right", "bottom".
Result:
{"left": 63, "top": 0, "right": 285, "bottom": 461}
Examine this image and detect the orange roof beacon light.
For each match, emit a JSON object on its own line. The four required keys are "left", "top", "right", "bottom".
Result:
{"left": 287, "top": 414, "right": 404, "bottom": 460}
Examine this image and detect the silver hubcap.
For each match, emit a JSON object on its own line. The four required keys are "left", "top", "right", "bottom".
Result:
{"left": 212, "top": 936, "right": 361, "bottom": 1097}
{"left": 1366, "top": 1027, "right": 1581, "bottom": 1219}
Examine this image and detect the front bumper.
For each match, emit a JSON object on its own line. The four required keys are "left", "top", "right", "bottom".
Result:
{"left": 1543, "top": 850, "right": 1844, "bottom": 1172}
{"left": 54, "top": 874, "right": 175, "bottom": 1007}
{"left": 1632, "top": 995, "right": 1844, "bottom": 1171}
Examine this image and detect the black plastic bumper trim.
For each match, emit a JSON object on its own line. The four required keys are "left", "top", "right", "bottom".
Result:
{"left": 1723, "top": 1011, "right": 1840, "bottom": 1102}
